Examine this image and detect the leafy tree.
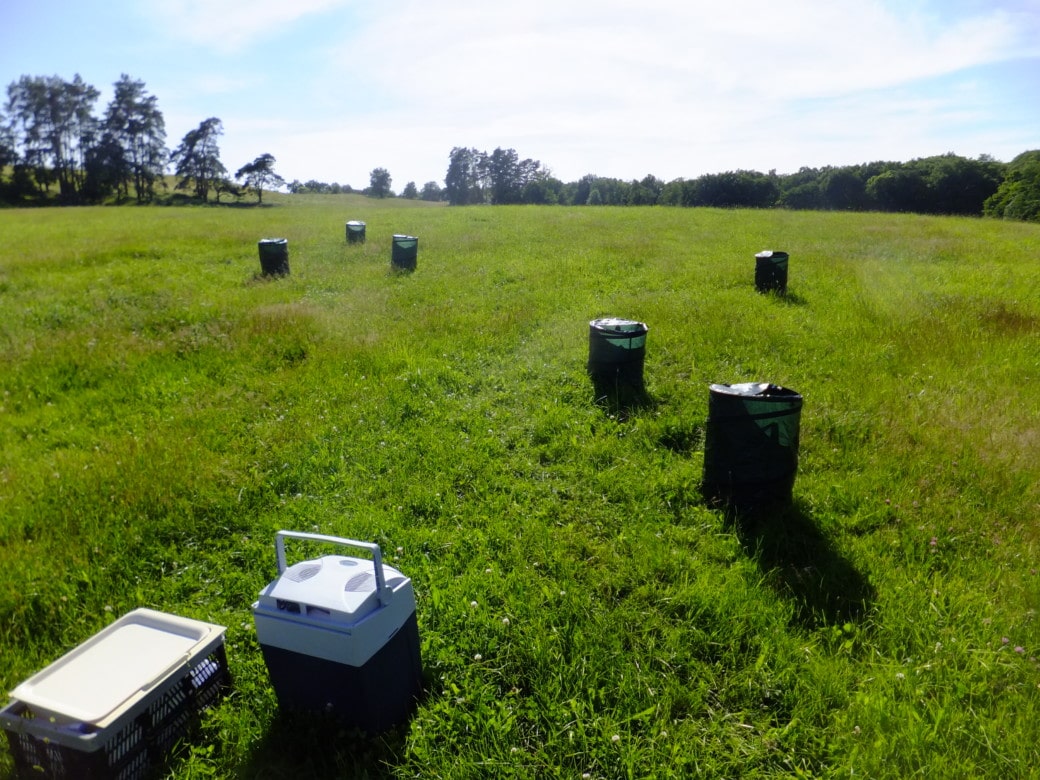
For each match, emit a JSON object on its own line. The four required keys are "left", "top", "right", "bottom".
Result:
{"left": 914, "top": 153, "right": 1003, "bottom": 215}
{"left": 866, "top": 168, "right": 929, "bottom": 213}
{"left": 521, "top": 175, "right": 563, "bottom": 205}
{"left": 420, "top": 181, "right": 443, "bottom": 201}
{"left": 170, "top": 117, "right": 226, "bottom": 201}
{"left": 445, "top": 147, "right": 486, "bottom": 205}
{"left": 214, "top": 177, "right": 243, "bottom": 203}
{"left": 0, "top": 118, "right": 16, "bottom": 188}
{"left": 821, "top": 168, "right": 868, "bottom": 210}
{"left": 235, "top": 152, "right": 284, "bottom": 204}
{"left": 5, "top": 74, "right": 100, "bottom": 200}
{"left": 101, "top": 75, "right": 167, "bottom": 202}
{"left": 984, "top": 150, "right": 1040, "bottom": 222}
{"left": 400, "top": 181, "right": 418, "bottom": 199}
{"left": 368, "top": 167, "right": 392, "bottom": 198}
{"left": 483, "top": 147, "right": 543, "bottom": 204}
{"left": 658, "top": 178, "right": 685, "bottom": 206}
{"left": 82, "top": 132, "right": 125, "bottom": 202}
{"left": 779, "top": 181, "right": 824, "bottom": 210}
{"left": 688, "top": 170, "right": 777, "bottom": 208}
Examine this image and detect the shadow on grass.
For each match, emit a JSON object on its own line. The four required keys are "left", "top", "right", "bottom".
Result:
{"left": 759, "top": 289, "right": 808, "bottom": 306}
{"left": 726, "top": 500, "right": 875, "bottom": 628}
{"left": 238, "top": 710, "right": 409, "bottom": 779}
{"left": 590, "top": 376, "right": 657, "bottom": 420}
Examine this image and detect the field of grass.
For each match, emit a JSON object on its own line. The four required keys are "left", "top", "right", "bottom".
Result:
{"left": 1, "top": 195, "right": 1038, "bottom": 778}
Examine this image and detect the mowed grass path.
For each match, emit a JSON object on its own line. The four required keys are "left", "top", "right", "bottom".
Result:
{"left": 1, "top": 197, "right": 1038, "bottom": 778}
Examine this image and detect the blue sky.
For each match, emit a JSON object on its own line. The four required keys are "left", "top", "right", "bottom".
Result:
{"left": 2, "top": 0, "right": 1038, "bottom": 190}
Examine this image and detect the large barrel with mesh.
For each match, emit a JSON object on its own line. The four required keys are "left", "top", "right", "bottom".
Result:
{"left": 702, "top": 382, "right": 802, "bottom": 513}
{"left": 587, "top": 318, "right": 648, "bottom": 405}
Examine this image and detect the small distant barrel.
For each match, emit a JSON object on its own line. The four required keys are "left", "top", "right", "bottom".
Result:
{"left": 346, "top": 221, "right": 366, "bottom": 244}
{"left": 754, "top": 250, "right": 788, "bottom": 294}
{"left": 587, "top": 317, "right": 648, "bottom": 405}
{"left": 258, "top": 238, "right": 290, "bottom": 276}
{"left": 391, "top": 235, "right": 418, "bottom": 271}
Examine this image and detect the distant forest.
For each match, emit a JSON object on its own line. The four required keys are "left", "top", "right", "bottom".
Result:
{"left": 3, "top": 73, "right": 1039, "bottom": 221}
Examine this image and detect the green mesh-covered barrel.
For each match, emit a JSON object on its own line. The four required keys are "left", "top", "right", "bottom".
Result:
{"left": 588, "top": 318, "right": 648, "bottom": 404}
{"left": 702, "top": 382, "right": 802, "bottom": 513}
{"left": 346, "top": 220, "right": 366, "bottom": 244}
{"left": 391, "top": 234, "right": 418, "bottom": 271}
{"left": 755, "top": 250, "right": 788, "bottom": 294}
{"left": 258, "top": 238, "right": 290, "bottom": 276}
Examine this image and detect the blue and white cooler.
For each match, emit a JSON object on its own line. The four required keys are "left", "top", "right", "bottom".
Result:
{"left": 252, "top": 531, "right": 422, "bottom": 733}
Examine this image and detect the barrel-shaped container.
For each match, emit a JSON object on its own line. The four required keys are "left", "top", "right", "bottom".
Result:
{"left": 754, "top": 250, "right": 788, "bottom": 294}
{"left": 346, "top": 221, "right": 366, "bottom": 244}
{"left": 259, "top": 238, "right": 290, "bottom": 276}
{"left": 391, "top": 235, "right": 418, "bottom": 271}
{"left": 702, "top": 382, "right": 802, "bottom": 513}
{"left": 587, "top": 318, "right": 648, "bottom": 405}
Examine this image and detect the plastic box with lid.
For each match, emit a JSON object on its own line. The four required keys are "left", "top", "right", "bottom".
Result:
{"left": 252, "top": 531, "right": 422, "bottom": 733}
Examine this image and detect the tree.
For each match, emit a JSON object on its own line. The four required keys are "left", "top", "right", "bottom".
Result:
{"left": 82, "top": 131, "right": 125, "bottom": 202}
{"left": 658, "top": 178, "right": 686, "bottom": 206}
{"left": 235, "top": 152, "right": 284, "bottom": 204}
{"left": 368, "top": 167, "right": 392, "bottom": 198}
{"left": 521, "top": 175, "right": 562, "bottom": 205}
{"left": 170, "top": 117, "right": 226, "bottom": 201}
{"left": 866, "top": 168, "right": 929, "bottom": 213}
{"left": 0, "top": 118, "right": 16, "bottom": 189}
{"left": 445, "top": 147, "right": 486, "bottom": 205}
{"left": 484, "top": 148, "right": 522, "bottom": 204}
{"left": 101, "top": 75, "right": 167, "bottom": 202}
{"left": 400, "top": 181, "right": 418, "bottom": 199}
{"left": 984, "top": 150, "right": 1040, "bottom": 222}
{"left": 687, "top": 170, "right": 777, "bottom": 208}
{"left": 821, "top": 168, "right": 868, "bottom": 210}
{"left": 420, "top": 181, "right": 443, "bottom": 201}
{"left": 914, "top": 153, "right": 1003, "bottom": 215}
{"left": 5, "top": 74, "right": 100, "bottom": 200}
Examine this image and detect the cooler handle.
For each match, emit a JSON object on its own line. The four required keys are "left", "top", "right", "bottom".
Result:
{"left": 275, "top": 531, "right": 391, "bottom": 605}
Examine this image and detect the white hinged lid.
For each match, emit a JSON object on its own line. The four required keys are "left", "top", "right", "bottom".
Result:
{"left": 9, "top": 608, "right": 226, "bottom": 725}
{"left": 254, "top": 531, "right": 404, "bottom": 626}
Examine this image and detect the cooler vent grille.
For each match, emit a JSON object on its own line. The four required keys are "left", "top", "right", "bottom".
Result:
{"left": 344, "top": 572, "right": 374, "bottom": 592}
{"left": 285, "top": 563, "right": 321, "bottom": 582}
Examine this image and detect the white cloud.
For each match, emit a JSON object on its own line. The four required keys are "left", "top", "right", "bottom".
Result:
{"left": 152, "top": 0, "right": 1040, "bottom": 184}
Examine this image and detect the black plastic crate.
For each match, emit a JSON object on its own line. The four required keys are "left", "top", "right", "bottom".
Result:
{"left": 2, "top": 644, "right": 229, "bottom": 780}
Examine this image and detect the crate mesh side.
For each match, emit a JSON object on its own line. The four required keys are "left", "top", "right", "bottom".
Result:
{"left": 3, "top": 644, "right": 230, "bottom": 780}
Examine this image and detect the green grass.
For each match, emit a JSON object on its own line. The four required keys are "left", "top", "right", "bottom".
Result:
{"left": 1, "top": 195, "right": 1039, "bottom": 778}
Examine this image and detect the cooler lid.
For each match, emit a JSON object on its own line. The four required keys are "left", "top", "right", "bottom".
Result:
{"left": 10, "top": 608, "right": 225, "bottom": 725}
{"left": 257, "top": 554, "right": 407, "bottom": 624}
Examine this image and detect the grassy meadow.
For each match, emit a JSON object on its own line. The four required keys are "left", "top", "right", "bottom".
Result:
{"left": 0, "top": 195, "right": 1038, "bottom": 778}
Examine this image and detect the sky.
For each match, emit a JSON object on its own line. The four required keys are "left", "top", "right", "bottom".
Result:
{"left": 2, "top": 0, "right": 1039, "bottom": 191}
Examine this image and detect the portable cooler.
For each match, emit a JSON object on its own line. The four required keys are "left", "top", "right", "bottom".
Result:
{"left": 252, "top": 531, "right": 422, "bottom": 733}
{"left": 0, "top": 608, "right": 229, "bottom": 780}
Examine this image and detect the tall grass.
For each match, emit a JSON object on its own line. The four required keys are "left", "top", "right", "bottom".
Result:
{"left": 1, "top": 196, "right": 1038, "bottom": 778}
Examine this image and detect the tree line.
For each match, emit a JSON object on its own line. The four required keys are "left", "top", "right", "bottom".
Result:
{"left": 3, "top": 72, "right": 1038, "bottom": 221}
{"left": 0, "top": 73, "right": 285, "bottom": 204}
{"left": 440, "top": 145, "right": 1040, "bottom": 221}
